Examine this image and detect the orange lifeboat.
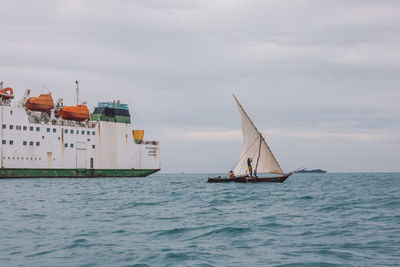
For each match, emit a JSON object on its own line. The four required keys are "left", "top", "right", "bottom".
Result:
{"left": 57, "top": 105, "right": 90, "bottom": 121}
{"left": 0, "top": 87, "right": 14, "bottom": 100}
{"left": 25, "top": 94, "right": 54, "bottom": 111}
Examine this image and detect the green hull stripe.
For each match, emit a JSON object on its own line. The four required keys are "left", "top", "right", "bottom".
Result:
{"left": 0, "top": 168, "right": 160, "bottom": 178}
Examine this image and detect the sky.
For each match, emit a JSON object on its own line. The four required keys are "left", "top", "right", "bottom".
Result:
{"left": 1, "top": 0, "right": 399, "bottom": 173}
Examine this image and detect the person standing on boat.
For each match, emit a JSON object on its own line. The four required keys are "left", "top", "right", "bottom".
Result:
{"left": 228, "top": 171, "right": 234, "bottom": 178}
{"left": 247, "top": 158, "right": 253, "bottom": 177}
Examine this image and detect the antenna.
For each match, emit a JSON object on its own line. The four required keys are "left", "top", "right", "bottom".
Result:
{"left": 75, "top": 80, "right": 79, "bottom": 105}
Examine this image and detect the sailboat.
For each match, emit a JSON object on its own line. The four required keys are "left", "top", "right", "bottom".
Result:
{"left": 207, "top": 95, "right": 293, "bottom": 183}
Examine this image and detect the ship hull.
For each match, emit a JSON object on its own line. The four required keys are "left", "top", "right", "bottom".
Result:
{"left": 207, "top": 173, "right": 291, "bottom": 183}
{"left": 0, "top": 168, "right": 160, "bottom": 178}
{"left": 0, "top": 104, "right": 161, "bottom": 178}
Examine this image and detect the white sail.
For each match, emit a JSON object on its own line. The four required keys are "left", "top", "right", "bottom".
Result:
{"left": 232, "top": 95, "right": 284, "bottom": 176}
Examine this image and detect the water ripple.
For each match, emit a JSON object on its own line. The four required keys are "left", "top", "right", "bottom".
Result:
{"left": 0, "top": 173, "right": 399, "bottom": 266}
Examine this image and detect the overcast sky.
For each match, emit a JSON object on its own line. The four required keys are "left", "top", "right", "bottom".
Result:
{"left": 1, "top": 0, "right": 399, "bottom": 173}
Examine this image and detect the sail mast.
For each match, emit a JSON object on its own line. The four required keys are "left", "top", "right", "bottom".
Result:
{"left": 75, "top": 80, "right": 79, "bottom": 105}
{"left": 255, "top": 135, "right": 262, "bottom": 175}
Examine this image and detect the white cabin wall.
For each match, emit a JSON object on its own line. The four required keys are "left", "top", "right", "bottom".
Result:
{"left": 0, "top": 105, "right": 160, "bottom": 171}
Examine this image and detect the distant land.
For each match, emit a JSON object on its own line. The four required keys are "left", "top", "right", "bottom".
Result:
{"left": 296, "top": 169, "right": 327, "bottom": 174}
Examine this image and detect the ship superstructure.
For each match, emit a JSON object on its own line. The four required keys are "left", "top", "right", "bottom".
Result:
{"left": 0, "top": 82, "right": 160, "bottom": 178}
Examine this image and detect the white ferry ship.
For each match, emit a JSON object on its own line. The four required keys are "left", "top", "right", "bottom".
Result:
{"left": 0, "top": 81, "right": 160, "bottom": 178}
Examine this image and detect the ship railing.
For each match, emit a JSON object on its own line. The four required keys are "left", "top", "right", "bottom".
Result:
{"left": 26, "top": 110, "right": 97, "bottom": 128}
{"left": 142, "top": 141, "right": 159, "bottom": 145}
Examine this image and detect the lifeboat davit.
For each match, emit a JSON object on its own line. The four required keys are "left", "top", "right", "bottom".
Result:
{"left": 25, "top": 94, "right": 54, "bottom": 111}
{"left": 0, "top": 87, "right": 14, "bottom": 100}
{"left": 57, "top": 105, "right": 90, "bottom": 121}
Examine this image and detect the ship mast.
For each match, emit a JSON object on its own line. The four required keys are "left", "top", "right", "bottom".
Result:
{"left": 75, "top": 80, "right": 79, "bottom": 105}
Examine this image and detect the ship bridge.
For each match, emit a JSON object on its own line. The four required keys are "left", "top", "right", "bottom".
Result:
{"left": 90, "top": 101, "right": 131, "bottom": 123}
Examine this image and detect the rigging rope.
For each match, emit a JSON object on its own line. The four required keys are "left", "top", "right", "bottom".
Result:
{"left": 231, "top": 135, "right": 260, "bottom": 172}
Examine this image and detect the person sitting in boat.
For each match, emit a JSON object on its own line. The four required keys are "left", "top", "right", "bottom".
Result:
{"left": 228, "top": 171, "right": 235, "bottom": 179}
{"left": 247, "top": 157, "right": 253, "bottom": 177}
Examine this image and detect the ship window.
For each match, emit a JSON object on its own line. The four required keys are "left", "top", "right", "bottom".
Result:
{"left": 87, "top": 131, "right": 90, "bottom": 135}
{"left": 65, "top": 129, "right": 68, "bottom": 134}
{"left": 53, "top": 128, "right": 56, "bottom": 133}
{"left": 81, "top": 131, "right": 85, "bottom": 135}
{"left": 2, "top": 140, "right": 6, "bottom": 145}
{"left": 65, "top": 143, "right": 68, "bottom": 148}
{"left": 70, "top": 130, "right": 73, "bottom": 134}
{"left": 36, "top": 127, "right": 40, "bottom": 131}
{"left": 23, "top": 141, "right": 27, "bottom": 146}
{"left": 29, "top": 141, "right": 33, "bottom": 146}
{"left": 76, "top": 130, "right": 79, "bottom": 134}
{"left": 47, "top": 128, "right": 50, "bottom": 132}
{"left": 2, "top": 124, "right": 6, "bottom": 129}
{"left": 36, "top": 142, "right": 40, "bottom": 146}
{"left": 30, "top": 126, "right": 34, "bottom": 131}
{"left": 23, "top": 126, "right": 27, "bottom": 131}
{"left": 9, "top": 140, "right": 13, "bottom": 145}
{"left": 70, "top": 144, "right": 74, "bottom": 148}
{"left": 92, "top": 131, "right": 95, "bottom": 135}
{"left": 9, "top": 125, "right": 13, "bottom": 130}
{"left": 92, "top": 145, "right": 95, "bottom": 149}
{"left": 42, "top": 136, "right": 45, "bottom": 139}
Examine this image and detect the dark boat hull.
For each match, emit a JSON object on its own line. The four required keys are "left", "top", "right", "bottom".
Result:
{"left": 207, "top": 173, "right": 292, "bottom": 183}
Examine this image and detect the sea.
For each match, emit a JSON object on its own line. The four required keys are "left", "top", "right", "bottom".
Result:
{"left": 0, "top": 173, "right": 399, "bottom": 266}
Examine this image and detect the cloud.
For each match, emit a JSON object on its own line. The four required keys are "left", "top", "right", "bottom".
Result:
{"left": 1, "top": 0, "right": 400, "bottom": 172}
{"left": 159, "top": 127, "right": 395, "bottom": 142}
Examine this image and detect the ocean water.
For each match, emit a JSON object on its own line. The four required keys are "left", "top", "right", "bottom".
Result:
{"left": 0, "top": 173, "right": 399, "bottom": 266}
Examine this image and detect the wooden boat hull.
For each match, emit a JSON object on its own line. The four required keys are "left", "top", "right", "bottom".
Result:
{"left": 207, "top": 173, "right": 292, "bottom": 183}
